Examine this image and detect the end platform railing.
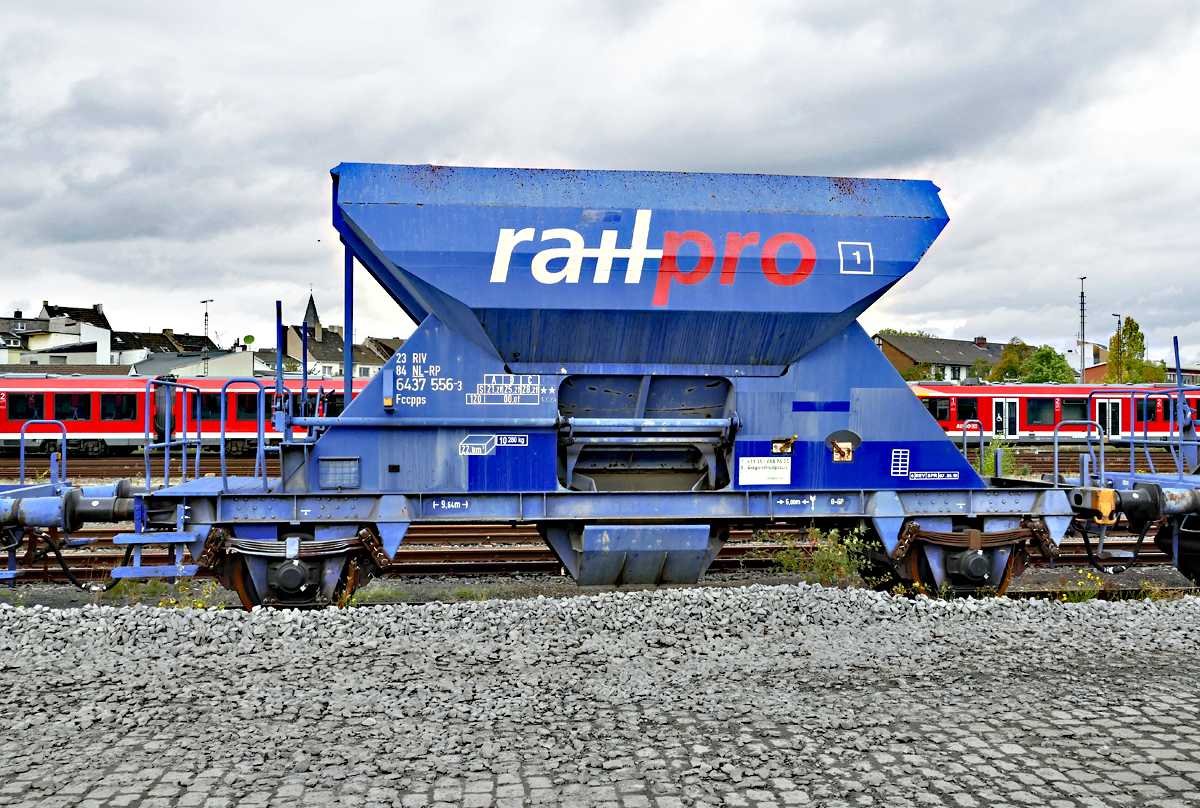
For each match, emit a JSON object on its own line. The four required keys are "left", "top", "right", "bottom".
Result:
{"left": 219, "top": 378, "right": 269, "bottom": 494}
{"left": 143, "top": 380, "right": 202, "bottom": 491}
{"left": 18, "top": 420, "right": 67, "bottom": 486}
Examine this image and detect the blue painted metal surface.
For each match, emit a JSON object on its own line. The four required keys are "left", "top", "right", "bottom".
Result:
{"left": 332, "top": 164, "right": 947, "bottom": 370}
{"left": 0, "top": 493, "right": 65, "bottom": 528}
{"left": 549, "top": 524, "right": 713, "bottom": 586}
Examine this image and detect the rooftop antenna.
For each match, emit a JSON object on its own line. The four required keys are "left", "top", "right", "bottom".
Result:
{"left": 1078, "top": 277, "right": 1086, "bottom": 381}
{"left": 1112, "top": 313, "right": 1122, "bottom": 383}
{"left": 200, "top": 299, "right": 214, "bottom": 376}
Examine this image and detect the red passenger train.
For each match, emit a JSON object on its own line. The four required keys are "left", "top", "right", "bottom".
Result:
{"left": 912, "top": 382, "right": 1191, "bottom": 444}
{"left": 0, "top": 375, "right": 368, "bottom": 456}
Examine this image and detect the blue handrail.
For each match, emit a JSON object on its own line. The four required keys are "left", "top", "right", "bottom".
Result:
{"left": 219, "top": 378, "right": 269, "bottom": 493}
{"left": 18, "top": 420, "right": 67, "bottom": 485}
{"left": 142, "top": 380, "right": 202, "bottom": 491}
{"left": 959, "top": 419, "right": 984, "bottom": 472}
{"left": 1053, "top": 420, "right": 1104, "bottom": 487}
{"left": 1082, "top": 386, "right": 1200, "bottom": 483}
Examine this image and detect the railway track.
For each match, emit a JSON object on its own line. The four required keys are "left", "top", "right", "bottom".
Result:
{"left": 961, "top": 447, "right": 1180, "bottom": 476}
{"left": 8, "top": 524, "right": 1173, "bottom": 585}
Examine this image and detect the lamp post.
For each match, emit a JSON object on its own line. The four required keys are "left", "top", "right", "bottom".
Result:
{"left": 1112, "top": 313, "right": 1122, "bottom": 383}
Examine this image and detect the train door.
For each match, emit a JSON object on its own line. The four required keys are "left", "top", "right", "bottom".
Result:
{"left": 1096, "top": 399, "right": 1122, "bottom": 438}
{"left": 993, "top": 398, "right": 1018, "bottom": 438}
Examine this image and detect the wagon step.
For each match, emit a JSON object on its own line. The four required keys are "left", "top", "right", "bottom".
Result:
{"left": 110, "top": 530, "right": 205, "bottom": 580}
{"left": 111, "top": 564, "right": 200, "bottom": 579}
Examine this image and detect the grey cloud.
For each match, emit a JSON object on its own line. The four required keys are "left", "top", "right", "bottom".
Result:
{"left": 0, "top": 0, "right": 1197, "bottom": 350}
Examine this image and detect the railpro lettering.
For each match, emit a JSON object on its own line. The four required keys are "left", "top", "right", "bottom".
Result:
{"left": 489, "top": 210, "right": 818, "bottom": 305}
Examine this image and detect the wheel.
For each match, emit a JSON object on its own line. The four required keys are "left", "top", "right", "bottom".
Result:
{"left": 232, "top": 552, "right": 373, "bottom": 609}
{"left": 1155, "top": 518, "right": 1200, "bottom": 585}
{"left": 334, "top": 556, "right": 367, "bottom": 608}
{"left": 1177, "top": 554, "right": 1200, "bottom": 585}
{"left": 907, "top": 542, "right": 1018, "bottom": 596}
{"left": 232, "top": 558, "right": 261, "bottom": 610}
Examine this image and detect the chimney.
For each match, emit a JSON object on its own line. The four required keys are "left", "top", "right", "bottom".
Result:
{"left": 12, "top": 310, "right": 20, "bottom": 318}
{"left": 163, "top": 328, "right": 173, "bottom": 336}
{"left": 974, "top": 336, "right": 987, "bottom": 347}
{"left": 93, "top": 303, "right": 103, "bottom": 313}
{"left": 315, "top": 321, "right": 322, "bottom": 342}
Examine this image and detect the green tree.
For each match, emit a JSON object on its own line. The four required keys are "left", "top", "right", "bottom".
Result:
{"left": 1021, "top": 346, "right": 1076, "bottom": 383}
{"left": 900, "top": 362, "right": 935, "bottom": 382}
{"left": 968, "top": 358, "right": 993, "bottom": 380}
{"left": 987, "top": 338, "right": 1035, "bottom": 382}
{"left": 1103, "top": 317, "right": 1166, "bottom": 383}
{"left": 877, "top": 328, "right": 935, "bottom": 338}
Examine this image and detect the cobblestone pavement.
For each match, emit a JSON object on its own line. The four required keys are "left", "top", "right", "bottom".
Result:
{"left": 0, "top": 587, "right": 1198, "bottom": 807}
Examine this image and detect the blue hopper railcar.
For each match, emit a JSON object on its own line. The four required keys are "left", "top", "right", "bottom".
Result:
{"left": 4, "top": 165, "right": 1102, "bottom": 605}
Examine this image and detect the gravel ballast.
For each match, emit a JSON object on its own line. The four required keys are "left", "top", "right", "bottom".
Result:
{"left": 1, "top": 585, "right": 1199, "bottom": 807}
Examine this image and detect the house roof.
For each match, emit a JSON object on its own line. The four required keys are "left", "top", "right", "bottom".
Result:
{"left": 168, "top": 333, "right": 219, "bottom": 351}
{"left": 366, "top": 336, "right": 404, "bottom": 358}
{"left": 353, "top": 345, "right": 384, "bottom": 365}
{"left": 129, "top": 351, "right": 230, "bottom": 377}
{"left": 876, "top": 334, "right": 1006, "bottom": 366}
{"left": 0, "top": 364, "right": 131, "bottom": 376}
{"left": 40, "top": 303, "right": 112, "bottom": 330}
{"left": 112, "top": 332, "right": 175, "bottom": 352}
{"left": 289, "top": 325, "right": 345, "bottom": 362}
{"left": 111, "top": 331, "right": 218, "bottom": 353}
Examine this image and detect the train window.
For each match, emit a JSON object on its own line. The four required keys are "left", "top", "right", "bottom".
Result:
{"left": 1135, "top": 399, "right": 1159, "bottom": 423}
{"left": 193, "top": 393, "right": 223, "bottom": 420}
{"left": 6, "top": 393, "right": 43, "bottom": 421}
{"left": 100, "top": 393, "right": 139, "bottom": 421}
{"left": 236, "top": 393, "right": 267, "bottom": 421}
{"left": 54, "top": 393, "right": 92, "bottom": 421}
{"left": 957, "top": 397, "right": 978, "bottom": 421}
{"left": 923, "top": 397, "right": 950, "bottom": 421}
{"left": 1061, "top": 398, "right": 1087, "bottom": 422}
{"left": 326, "top": 393, "right": 346, "bottom": 417}
{"left": 291, "top": 393, "right": 319, "bottom": 417}
{"left": 1027, "top": 399, "right": 1055, "bottom": 426}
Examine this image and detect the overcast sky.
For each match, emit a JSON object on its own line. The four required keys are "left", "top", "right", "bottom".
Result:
{"left": 2, "top": 1, "right": 1197, "bottom": 365}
